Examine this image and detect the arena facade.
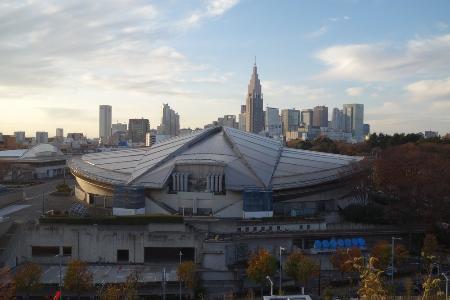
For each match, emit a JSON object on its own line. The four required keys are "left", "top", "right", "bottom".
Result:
{"left": 69, "top": 126, "right": 361, "bottom": 218}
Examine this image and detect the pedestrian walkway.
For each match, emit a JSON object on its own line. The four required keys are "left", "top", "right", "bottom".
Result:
{"left": 0, "top": 204, "right": 30, "bottom": 217}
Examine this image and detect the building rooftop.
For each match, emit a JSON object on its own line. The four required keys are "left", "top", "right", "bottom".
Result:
{"left": 70, "top": 126, "right": 361, "bottom": 191}
{"left": 0, "top": 144, "right": 64, "bottom": 161}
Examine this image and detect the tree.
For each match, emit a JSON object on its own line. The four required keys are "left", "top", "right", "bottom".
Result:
{"left": 246, "top": 248, "right": 277, "bottom": 296}
{"left": 14, "top": 262, "right": 42, "bottom": 299}
{"left": 284, "top": 250, "right": 319, "bottom": 293}
{"left": 177, "top": 260, "right": 198, "bottom": 290}
{"left": 371, "top": 240, "right": 409, "bottom": 270}
{"left": 330, "top": 247, "right": 362, "bottom": 276}
{"left": 422, "top": 233, "right": 438, "bottom": 260}
{"left": 64, "top": 259, "right": 93, "bottom": 299}
{"left": 100, "top": 270, "right": 140, "bottom": 300}
{"left": 0, "top": 267, "right": 16, "bottom": 300}
{"left": 100, "top": 284, "right": 122, "bottom": 300}
{"left": 353, "top": 256, "right": 387, "bottom": 299}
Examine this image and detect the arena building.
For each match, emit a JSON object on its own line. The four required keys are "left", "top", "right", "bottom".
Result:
{"left": 69, "top": 126, "right": 361, "bottom": 218}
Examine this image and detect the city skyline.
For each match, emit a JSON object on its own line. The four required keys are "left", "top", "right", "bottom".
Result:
{"left": 0, "top": 0, "right": 449, "bottom": 137}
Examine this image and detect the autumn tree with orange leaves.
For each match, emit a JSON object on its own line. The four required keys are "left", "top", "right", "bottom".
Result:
{"left": 0, "top": 267, "right": 16, "bottom": 299}
{"left": 330, "top": 247, "right": 362, "bottom": 276}
{"left": 14, "top": 261, "right": 42, "bottom": 299}
{"left": 371, "top": 240, "right": 409, "bottom": 270}
{"left": 246, "top": 248, "right": 277, "bottom": 296}
{"left": 64, "top": 259, "right": 93, "bottom": 299}
{"left": 284, "top": 250, "right": 319, "bottom": 293}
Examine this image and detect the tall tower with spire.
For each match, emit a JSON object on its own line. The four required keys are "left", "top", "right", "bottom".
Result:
{"left": 245, "top": 62, "right": 264, "bottom": 134}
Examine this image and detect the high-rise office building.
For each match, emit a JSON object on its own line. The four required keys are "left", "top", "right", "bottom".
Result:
{"left": 331, "top": 108, "right": 344, "bottom": 131}
{"left": 129, "top": 118, "right": 150, "bottom": 144}
{"left": 158, "top": 104, "right": 180, "bottom": 137}
{"left": 112, "top": 123, "right": 128, "bottom": 134}
{"left": 301, "top": 109, "right": 313, "bottom": 127}
{"left": 56, "top": 128, "right": 64, "bottom": 138}
{"left": 99, "top": 105, "right": 112, "bottom": 142}
{"left": 343, "top": 104, "right": 364, "bottom": 142}
{"left": 313, "top": 106, "right": 328, "bottom": 128}
{"left": 363, "top": 124, "right": 370, "bottom": 137}
{"left": 245, "top": 63, "right": 264, "bottom": 134}
{"left": 281, "top": 109, "right": 300, "bottom": 135}
{"left": 14, "top": 131, "right": 26, "bottom": 144}
{"left": 36, "top": 131, "right": 48, "bottom": 144}
{"left": 218, "top": 115, "right": 238, "bottom": 128}
{"left": 238, "top": 105, "right": 246, "bottom": 131}
{"left": 265, "top": 107, "right": 282, "bottom": 137}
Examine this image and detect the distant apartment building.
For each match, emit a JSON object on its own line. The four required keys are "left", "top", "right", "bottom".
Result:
{"left": 179, "top": 128, "right": 193, "bottom": 135}
{"left": 56, "top": 128, "right": 64, "bottom": 138}
{"left": 35, "top": 131, "right": 48, "bottom": 144}
{"left": 129, "top": 118, "right": 150, "bottom": 144}
{"left": 301, "top": 109, "right": 313, "bottom": 127}
{"left": 112, "top": 123, "right": 128, "bottom": 134}
{"left": 217, "top": 115, "right": 238, "bottom": 129}
{"left": 281, "top": 109, "right": 300, "bottom": 135}
{"left": 99, "top": 105, "right": 112, "bottom": 143}
{"left": 343, "top": 104, "right": 364, "bottom": 142}
{"left": 265, "top": 107, "right": 282, "bottom": 138}
{"left": 313, "top": 106, "right": 328, "bottom": 128}
{"left": 238, "top": 105, "right": 246, "bottom": 131}
{"left": 245, "top": 64, "right": 264, "bottom": 134}
{"left": 424, "top": 131, "right": 438, "bottom": 138}
{"left": 363, "top": 124, "right": 370, "bottom": 137}
{"left": 158, "top": 104, "right": 180, "bottom": 137}
{"left": 14, "top": 131, "right": 26, "bottom": 144}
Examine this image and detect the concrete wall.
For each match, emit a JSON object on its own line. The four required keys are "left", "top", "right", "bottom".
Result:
{"left": 15, "top": 223, "right": 201, "bottom": 265}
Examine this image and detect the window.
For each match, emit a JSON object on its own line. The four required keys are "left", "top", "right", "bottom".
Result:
{"left": 63, "top": 246, "right": 72, "bottom": 257}
{"left": 277, "top": 226, "right": 281, "bottom": 231}
{"left": 253, "top": 226, "right": 257, "bottom": 232}
{"left": 261, "top": 226, "right": 265, "bottom": 232}
{"left": 32, "top": 246, "right": 59, "bottom": 257}
{"left": 299, "top": 225, "right": 303, "bottom": 230}
{"left": 117, "top": 249, "right": 129, "bottom": 262}
{"left": 245, "top": 227, "right": 249, "bottom": 232}
{"left": 237, "top": 227, "right": 242, "bottom": 232}
{"left": 269, "top": 226, "right": 273, "bottom": 231}
{"left": 306, "top": 224, "right": 310, "bottom": 230}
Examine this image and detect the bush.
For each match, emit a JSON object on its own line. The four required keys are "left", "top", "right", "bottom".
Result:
{"left": 56, "top": 183, "right": 72, "bottom": 193}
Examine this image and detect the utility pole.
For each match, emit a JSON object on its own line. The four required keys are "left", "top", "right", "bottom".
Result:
{"left": 266, "top": 276, "right": 273, "bottom": 296}
{"left": 442, "top": 273, "right": 448, "bottom": 300}
{"left": 162, "top": 267, "right": 166, "bottom": 300}
{"left": 179, "top": 251, "right": 183, "bottom": 300}
{"left": 42, "top": 192, "right": 45, "bottom": 216}
{"left": 279, "top": 246, "right": 285, "bottom": 295}
{"left": 391, "top": 237, "right": 402, "bottom": 283}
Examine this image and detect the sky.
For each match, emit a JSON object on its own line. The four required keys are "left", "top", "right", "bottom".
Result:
{"left": 0, "top": 0, "right": 449, "bottom": 138}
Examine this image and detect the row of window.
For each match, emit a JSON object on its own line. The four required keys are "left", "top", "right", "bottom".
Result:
{"left": 31, "top": 246, "right": 72, "bottom": 257}
{"left": 237, "top": 224, "right": 315, "bottom": 233}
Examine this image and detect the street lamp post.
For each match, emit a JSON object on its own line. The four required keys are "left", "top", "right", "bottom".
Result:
{"left": 442, "top": 273, "right": 448, "bottom": 300}
{"left": 391, "top": 237, "right": 402, "bottom": 283}
{"left": 179, "top": 251, "right": 183, "bottom": 300}
{"left": 162, "top": 267, "right": 166, "bottom": 300}
{"left": 279, "top": 246, "right": 285, "bottom": 295}
{"left": 266, "top": 276, "right": 273, "bottom": 296}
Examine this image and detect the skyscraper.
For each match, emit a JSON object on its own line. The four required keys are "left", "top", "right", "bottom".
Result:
{"left": 281, "top": 109, "right": 300, "bottom": 135}
{"left": 343, "top": 104, "right": 364, "bottom": 142}
{"left": 265, "top": 107, "right": 282, "bottom": 138}
{"left": 245, "top": 63, "right": 264, "bottom": 134}
{"left": 331, "top": 108, "right": 344, "bottom": 131}
{"left": 313, "top": 106, "right": 328, "bottom": 128}
{"left": 159, "top": 104, "right": 180, "bottom": 137}
{"left": 36, "top": 131, "right": 48, "bottom": 144}
{"left": 99, "top": 105, "right": 112, "bottom": 142}
{"left": 301, "top": 109, "right": 313, "bottom": 127}
{"left": 14, "top": 131, "right": 25, "bottom": 144}
{"left": 112, "top": 123, "right": 128, "bottom": 134}
{"left": 129, "top": 118, "right": 150, "bottom": 144}
{"left": 238, "top": 105, "right": 246, "bottom": 131}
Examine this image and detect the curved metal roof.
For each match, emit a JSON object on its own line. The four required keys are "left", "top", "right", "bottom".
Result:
{"left": 69, "top": 126, "right": 362, "bottom": 191}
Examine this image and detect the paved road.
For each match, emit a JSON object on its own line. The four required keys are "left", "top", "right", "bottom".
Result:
{"left": 3, "top": 178, "right": 74, "bottom": 223}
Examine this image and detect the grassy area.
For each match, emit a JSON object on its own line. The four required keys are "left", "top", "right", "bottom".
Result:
{"left": 39, "top": 214, "right": 184, "bottom": 225}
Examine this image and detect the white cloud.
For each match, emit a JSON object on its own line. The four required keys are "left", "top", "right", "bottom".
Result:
{"left": 436, "top": 21, "right": 449, "bottom": 30}
{"left": 346, "top": 87, "right": 364, "bottom": 96}
{"left": 405, "top": 77, "right": 450, "bottom": 102}
{"left": 316, "top": 34, "right": 450, "bottom": 82}
{"left": 180, "top": 0, "right": 239, "bottom": 28}
{"left": 305, "top": 26, "right": 328, "bottom": 38}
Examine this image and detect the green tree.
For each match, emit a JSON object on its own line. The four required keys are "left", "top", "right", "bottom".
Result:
{"left": 246, "top": 248, "right": 277, "bottom": 296}
{"left": 14, "top": 262, "right": 42, "bottom": 299}
{"left": 284, "top": 250, "right": 319, "bottom": 293}
{"left": 64, "top": 259, "right": 93, "bottom": 299}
